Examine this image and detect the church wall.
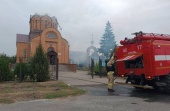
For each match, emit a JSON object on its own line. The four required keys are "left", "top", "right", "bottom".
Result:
{"left": 42, "top": 39, "right": 58, "bottom": 55}
{"left": 61, "top": 39, "right": 69, "bottom": 63}
{"left": 41, "top": 28, "right": 59, "bottom": 52}
{"left": 44, "top": 41, "right": 58, "bottom": 52}
{"left": 65, "top": 43, "right": 69, "bottom": 63}
{"left": 16, "top": 42, "right": 30, "bottom": 63}
{"left": 31, "top": 36, "right": 41, "bottom": 56}
{"left": 40, "top": 27, "right": 69, "bottom": 63}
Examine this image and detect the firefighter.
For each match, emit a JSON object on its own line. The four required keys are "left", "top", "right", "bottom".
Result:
{"left": 106, "top": 53, "right": 116, "bottom": 92}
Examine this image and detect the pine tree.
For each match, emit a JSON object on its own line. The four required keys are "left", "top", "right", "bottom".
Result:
{"left": 99, "top": 21, "right": 116, "bottom": 58}
{"left": 29, "top": 44, "right": 49, "bottom": 82}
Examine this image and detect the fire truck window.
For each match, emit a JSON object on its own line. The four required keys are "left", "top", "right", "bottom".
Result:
{"left": 124, "top": 56, "right": 143, "bottom": 69}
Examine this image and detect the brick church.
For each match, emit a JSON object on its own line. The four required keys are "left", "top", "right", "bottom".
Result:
{"left": 16, "top": 14, "right": 69, "bottom": 64}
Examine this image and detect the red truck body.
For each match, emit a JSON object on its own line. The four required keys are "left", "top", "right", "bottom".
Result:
{"left": 115, "top": 32, "right": 170, "bottom": 90}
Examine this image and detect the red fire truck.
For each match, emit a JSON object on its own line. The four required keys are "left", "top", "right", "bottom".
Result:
{"left": 116, "top": 31, "right": 170, "bottom": 91}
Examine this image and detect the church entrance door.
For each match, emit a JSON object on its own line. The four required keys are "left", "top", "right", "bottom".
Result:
{"left": 47, "top": 51, "right": 58, "bottom": 80}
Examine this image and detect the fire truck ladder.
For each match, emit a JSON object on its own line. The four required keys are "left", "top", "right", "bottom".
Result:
{"left": 132, "top": 31, "right": 170, "bottom": 38}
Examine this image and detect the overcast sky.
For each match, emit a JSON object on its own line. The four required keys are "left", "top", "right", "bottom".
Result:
{"left": 0, "top": 0, "right": 170, "bottom": 56}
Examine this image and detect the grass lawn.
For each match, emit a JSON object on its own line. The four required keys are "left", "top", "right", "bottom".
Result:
{"left": 0, "top": 81, "right": 86, "bottom": 104}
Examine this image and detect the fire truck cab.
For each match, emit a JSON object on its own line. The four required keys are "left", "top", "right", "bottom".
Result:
{"left": 116, "top": 31, "right": 170, "bottom": 91}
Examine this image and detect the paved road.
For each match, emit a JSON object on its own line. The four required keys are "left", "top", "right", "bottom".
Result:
{"left": 1, "top": 70, "right": 170, "bottom": 111}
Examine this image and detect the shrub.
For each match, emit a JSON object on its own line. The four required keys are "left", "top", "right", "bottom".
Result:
{"left": 0, "top": 58, "right": 10, "bottom": 81}
{"left": 94, "top": 63, "right": 99, "bottom": 75}
{"left": 0, "top": 55, "right": 17, "bottom": 81}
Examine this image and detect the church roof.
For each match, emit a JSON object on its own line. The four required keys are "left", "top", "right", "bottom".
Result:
{"left": 16, "top": 34, "right": 30, "bottom": 43}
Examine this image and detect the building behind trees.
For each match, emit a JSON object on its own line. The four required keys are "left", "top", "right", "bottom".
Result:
{"left": 16, "top": 14, "right": 69, "bottom": 64}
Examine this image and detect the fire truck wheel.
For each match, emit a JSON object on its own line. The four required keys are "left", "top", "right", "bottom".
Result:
{"left": 154, "top": 74, "right": 170, "bottom": 92}
{"left": 153, "top": 85, "right": 159, "bottom": 90}
{"left": 132, "top": 79, "right": 144, "bottom": 89}
{"left": 134, "top": 79, "right": 140, "bottom": 84}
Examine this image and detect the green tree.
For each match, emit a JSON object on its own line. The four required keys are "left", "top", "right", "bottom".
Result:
{"left": 0, "top": 56, "right": 10, "bottom": 81}
{"left": 98, "top": 21, "right": 116, "bottom": 58}
{"left": 0, "top": 54, "right": 16, "bottom": 63}
{"left": 29, "top": 45, "right": 49, "bottom": 82}
{"left": 9, "top": 55, "right": 16, "bottom": 63}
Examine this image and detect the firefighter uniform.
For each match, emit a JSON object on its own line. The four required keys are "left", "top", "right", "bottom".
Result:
{"left": 106, "top": 53, "right": 116, "bottom": 92}
{"left": 107, "top": 71, "right": 114, "bottom": 92}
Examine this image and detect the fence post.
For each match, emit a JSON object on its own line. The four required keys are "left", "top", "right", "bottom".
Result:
{"left": 56, "top": 57, "right": 59, "bottom": 80}
{"left": 91, "top": 59, "right": 94, "bottom": 79}
{"left": 99, "top": 57, "right": 102, "bottom": 78}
